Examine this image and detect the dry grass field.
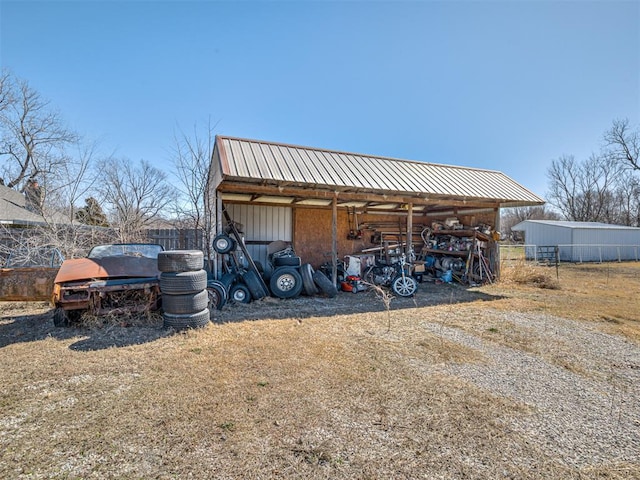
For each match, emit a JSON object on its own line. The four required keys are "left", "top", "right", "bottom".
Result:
{"left": 1, "top": 261, "right": 639, "bottom": 479}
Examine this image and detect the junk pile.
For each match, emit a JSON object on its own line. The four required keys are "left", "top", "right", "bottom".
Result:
{"left": 415, "top": 222, "right": 497, "bottom": 285}
{"left": 208, "top": 210, "right": 337, "bottom": 308}
{"left": 351, "top": 217, "right": 497, "bottom": 288}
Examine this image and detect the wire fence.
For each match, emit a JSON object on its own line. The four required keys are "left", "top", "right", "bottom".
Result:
{"left": 500, "top": 244, "right": 640, "bottom": 264}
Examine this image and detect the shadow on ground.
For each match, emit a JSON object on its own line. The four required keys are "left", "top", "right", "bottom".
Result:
{"left": 215, "top": 280, "right": 502, "bottom": 324}
{"left": 0, "top": 282, "right": 503, "bottom": 351}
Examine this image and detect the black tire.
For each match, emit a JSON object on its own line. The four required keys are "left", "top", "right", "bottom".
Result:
{"left": 262, "top": 262, "right": 274, "bottom": 281}
{"left": 163, "top": 308, "right": 210, "bottom": 330}
{"left": 242, "top": 269, "right": 268, "bottom": 300}
{"left": 157, "top": 250, "right": 204, "bottom": 272}
{"left": 229, "top": 283, "right": 251, "bottom": 304}
{"left": 162, "top": 289, "right": 209, "bottom": 314}
{"left": 219, "top": 272, "right": 237, "bottom": 289}
{"left": 273, "top": 255, "right": 302, "bottom": 267}
{"left": 213, "top": 234, "right": 236, "bottom": 254}
{"left": 53, "top": 307, "right": 81, "bottom": 327}
{"left": 160, "top": 270, "right": 208, "bottom": 294}
{"left": 269, "top": 267, "right": 303, "bottom": 299}
{"left": 312, "top": 270, "right": 338, "bottom": 298}
{"left": 207, "top": 281, "right": 226, "bottom": 312}
{"left": 391, "top": 275, "right": 418, "bottom": 297}
{"left": 300, "top": 263, "right": 318, "bottom": 296}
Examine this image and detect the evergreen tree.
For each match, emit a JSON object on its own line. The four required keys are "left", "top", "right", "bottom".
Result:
{"left": 75, "top": 197, "right": 109, "bottom": 226}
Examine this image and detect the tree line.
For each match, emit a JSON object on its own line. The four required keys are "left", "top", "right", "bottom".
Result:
{"left": 501, "top": 120, "right": 639, "bottom": 237}
{"left": 0, "top": 70, "right": 213, "bottom": 261}
{"left": 2, "top": 69, "right": 639, "bottom": 252}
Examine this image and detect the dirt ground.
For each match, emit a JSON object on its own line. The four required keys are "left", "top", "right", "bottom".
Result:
{"left": 1, "top": 262, "right": 639, "bottom": 479}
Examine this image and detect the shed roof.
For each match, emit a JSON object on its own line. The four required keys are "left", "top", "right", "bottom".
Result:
{"left": 0, "top": 184, "right": 46, "bottom": 225}
{"left": 512, "top": 220, "right": 640, "bottom": 231}
{"left": 212, "top": 136, "right": 544, "bottom": 210}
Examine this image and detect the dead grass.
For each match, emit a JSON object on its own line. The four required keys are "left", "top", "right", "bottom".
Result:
{"left": 0, "top": 262, "right": 639, "bottom": 479}
{"left": 500, "top": 259, "right": 560, "bottom": 289}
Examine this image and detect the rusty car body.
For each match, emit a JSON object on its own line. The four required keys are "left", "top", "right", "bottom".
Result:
{"left": 0, "top": 247, "right": 64, "bottom": 302}
{"left": 52, "top": 243, "right": 163, "bottom": 326}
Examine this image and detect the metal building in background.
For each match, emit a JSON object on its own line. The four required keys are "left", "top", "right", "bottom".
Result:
{"left": 512, "top": 220, "right": 640, "bottom": 262}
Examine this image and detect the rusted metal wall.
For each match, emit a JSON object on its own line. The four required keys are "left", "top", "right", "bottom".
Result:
{"left": 0, "top": 267, "right": 58, "bottom": 301}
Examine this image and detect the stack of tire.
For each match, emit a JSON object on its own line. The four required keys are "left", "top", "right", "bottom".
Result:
{"left": 158, "top": 250, "right": 210, "bottom": 330}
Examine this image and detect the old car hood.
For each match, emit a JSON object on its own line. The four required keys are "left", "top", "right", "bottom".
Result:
{"left": 54, "top": 256, "right": 160, "bottom": 284}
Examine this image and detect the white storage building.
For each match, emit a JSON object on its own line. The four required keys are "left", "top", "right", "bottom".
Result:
{"left": 512, "top": 220, "right": 640, "bottom": 262}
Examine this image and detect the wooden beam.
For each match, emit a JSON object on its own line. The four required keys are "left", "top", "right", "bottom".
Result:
{"left": 218, "top": 181, "right": 500, "bottom": 209}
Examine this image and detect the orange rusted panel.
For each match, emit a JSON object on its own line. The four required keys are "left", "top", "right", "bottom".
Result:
{"left": 0, "top": 267, "right": 59, "bottom": 301}
{"left": 54, "top": 256, "right": 160, "bottom": 283}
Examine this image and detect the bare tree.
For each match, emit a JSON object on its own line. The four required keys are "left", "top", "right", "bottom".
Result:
{"left": 171, "top": 119, "right": 218, "bottom": 270}
{"left": 546, "top": 153, "right": 623, "bottom": 222}
{"left": 604, "top": 118, "right": 640, "bottom": 171}
{"left": 501, "top": 205, "right": 561, "bottom": 240}
{"left": 0, "top": 70, "right": 78, "bottom": 191}
{"left": 98, "top": 158, "right": 174, "bottom": 242}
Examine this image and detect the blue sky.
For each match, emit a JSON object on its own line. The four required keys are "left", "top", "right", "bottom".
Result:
{"left": 1, "top": 0, "right": 638, "bottom": 199}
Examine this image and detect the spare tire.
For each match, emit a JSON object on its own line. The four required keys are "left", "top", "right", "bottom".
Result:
{"left": 157, "top": 250, "right": 204, "bottom": 272}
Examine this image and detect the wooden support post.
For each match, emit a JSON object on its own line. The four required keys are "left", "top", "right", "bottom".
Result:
{"left": 214, "top": 192, "right": 224, "bottom": 279}
{"left": 406, "top": 202, "right": 413, "bottom": 258}
{"left": 494, "top": 207, "right": 501, "bottom": 280}
{"left": 332, "top": 193, "right": 338, "bottom": 285}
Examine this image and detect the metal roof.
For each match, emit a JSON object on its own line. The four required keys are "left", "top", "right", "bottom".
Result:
{"left": 213, "top": 136, "right": 545, "bottom": 207}
{"left": 513, "top": 220, "right": 640, "bottom": 231}
{"left": 0, "top": 184, "right": 46, "bottom": 225}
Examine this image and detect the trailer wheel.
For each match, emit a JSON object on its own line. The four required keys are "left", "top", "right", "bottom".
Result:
{"left": 213, "top": 234, "right": 236, "bottom": 254}
{"left": 229, "top": 283, "right": 251, "bottom": 304}
{"left": 207, "top": 281, "right": 227, "bottom": 312}
{"left": 269, "top": 267, "right": 303, "bottom": 299}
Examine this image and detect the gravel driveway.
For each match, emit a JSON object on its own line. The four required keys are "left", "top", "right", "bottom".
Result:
{"left": 421, "top": 312, "right": 640, "bottom": 469}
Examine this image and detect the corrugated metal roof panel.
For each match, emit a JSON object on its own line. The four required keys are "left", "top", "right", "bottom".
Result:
{"left": 215, "top": 136, "right": 544, "bottom": 205}
{"left": 513, "top": 220, "right": 640, "bottom": 230}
